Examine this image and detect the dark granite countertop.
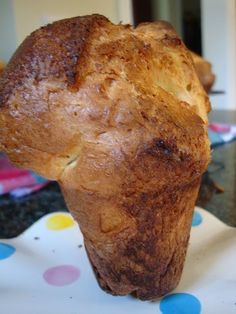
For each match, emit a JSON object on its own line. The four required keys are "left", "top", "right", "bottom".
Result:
{"left": 205, "top": 110, "right": 236, "bottom": 226}
{"left": 0, "top": 110, "right": 235, "bottom": 238}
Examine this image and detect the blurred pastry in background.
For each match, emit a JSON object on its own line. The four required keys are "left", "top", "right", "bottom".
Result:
{"left": 191, "top": 52, "right": 215, "bottom": 93}
{"left": 0, "top": 61, "right": 5, "bottom": 76}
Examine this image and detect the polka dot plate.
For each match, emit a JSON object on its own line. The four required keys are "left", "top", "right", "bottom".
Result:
{"left": 0, "top": 207, "right": 235, "bottom": 314}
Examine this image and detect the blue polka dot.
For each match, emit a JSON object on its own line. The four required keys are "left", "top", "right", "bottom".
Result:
{"left": 31, "top": 172, "right": 48, "bottom": 184}
{"left": 192, "top": 211, "right": 203, "bottom": 227}
{"left": 160, "top": 293, "right": 201, "bottom": 314}
{"left": 0, "top": 243, "right": 16, "bottom": 260}
{"left": 0, "top": 183, "right": 3, "bottom": 194}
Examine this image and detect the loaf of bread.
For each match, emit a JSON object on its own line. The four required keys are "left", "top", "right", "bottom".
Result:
{"left": 0, "top": 15, "right": 210, "bottom": 300}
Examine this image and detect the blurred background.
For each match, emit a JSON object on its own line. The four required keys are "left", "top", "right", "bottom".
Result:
{"left": 0, "top": 0, "right": 236, "bottom": 237}
{"left": 0, "top": 0, "right": 236, "bottom": 110}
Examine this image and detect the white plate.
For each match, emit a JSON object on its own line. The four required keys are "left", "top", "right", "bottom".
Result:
{"left": 0, "top": 207, "right": 235, "bottom": 314}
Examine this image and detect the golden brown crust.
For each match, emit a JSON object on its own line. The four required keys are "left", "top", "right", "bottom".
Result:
{"left": 0, "top": 14, "right": 109, "bottom": 102}
{"left": 0, "top": 14, "right": 110, "bottom": 178}
{"left": 0, "top": 15, "right": 210, "bottom": 300}
{"left": 85, "top": 179, "right": 200, "bottom": 300}
{"left": 136, "top": 21, "right": 211, "bottom": 119}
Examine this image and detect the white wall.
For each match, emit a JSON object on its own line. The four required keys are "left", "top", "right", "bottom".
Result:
{"left": 12, "top": 0, "right": 119, "bottom": 45}
{"left": 201, "top": 0, "right": 236, "bottom": 110}
{"left": 0, "top": 0, "right": 17, "bottom": 62}
{"left": 152, "top": 0, "right": 183, "bottom": 36}
{"left": 116, "top": 0, "right": 133, "bottom": 25}
{"left": 0, "top": 0, "right": 129, "bottom": 62}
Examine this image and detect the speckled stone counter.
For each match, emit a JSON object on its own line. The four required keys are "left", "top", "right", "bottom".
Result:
{"left": 0, "top": 182, "right": 68, "bottom": 238}
{"left": 0, "top": 110, "right": 235, "bottom": 238}
{"left": 205, "top": 110, "right": 236, "bottom": 226}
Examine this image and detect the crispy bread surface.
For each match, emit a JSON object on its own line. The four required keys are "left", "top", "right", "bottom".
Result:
{"left": 0, "top": 15, "right": 210, "bottom": 299}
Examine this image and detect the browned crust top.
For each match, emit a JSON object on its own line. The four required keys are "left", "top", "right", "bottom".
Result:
{"left": 0, "top": 14, "right": 211, "bottom": 301}
{"left": 0, "top": 14, "right": 109, "bottom": 105}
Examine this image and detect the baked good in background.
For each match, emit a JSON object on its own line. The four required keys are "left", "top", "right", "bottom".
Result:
{"left": 0, "top": 15, "right": 210, "bottom": 300}
{"left": 0, "top": 61, "right": 5, "bottom": 76}
{"left": 191, "top": 51, "right": 215, "bottom": 93}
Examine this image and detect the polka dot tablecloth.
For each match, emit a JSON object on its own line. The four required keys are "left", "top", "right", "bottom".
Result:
{"left": 0, "top": 207, "right": 236, "bottom": 314}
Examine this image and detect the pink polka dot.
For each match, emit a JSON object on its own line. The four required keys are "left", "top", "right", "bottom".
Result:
{"left": 43, "top": 265, "right": 80, "bottom": 286}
